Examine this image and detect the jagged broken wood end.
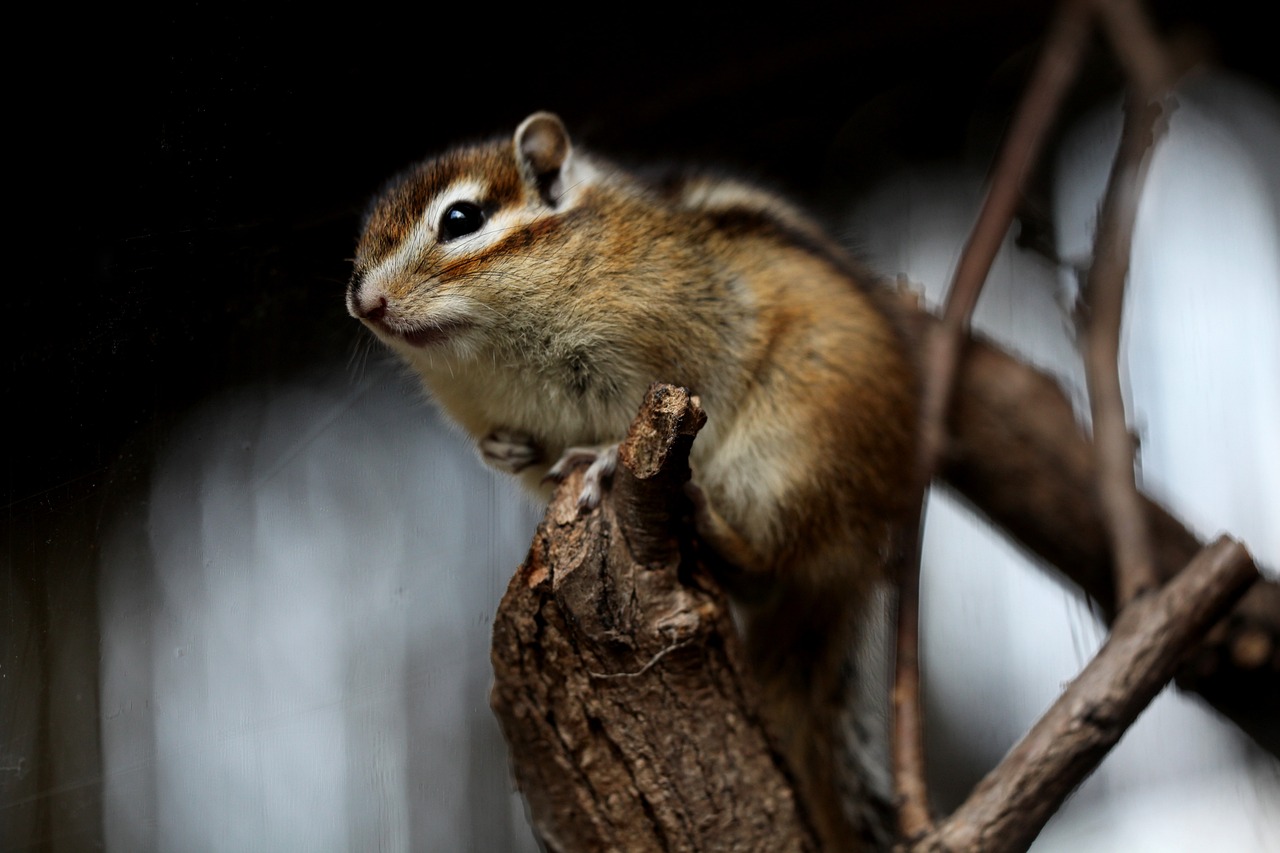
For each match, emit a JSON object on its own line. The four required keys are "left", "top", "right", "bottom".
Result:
{"left": 489, "top": 383, "right": 818, "bottom": 853}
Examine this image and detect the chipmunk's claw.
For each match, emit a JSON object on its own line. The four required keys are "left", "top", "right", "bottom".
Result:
{"left": 546, "top": 444, "right": 618, "bottom": 509}
{"left": 480, "top": 429, "right": 539, "bottom": 474}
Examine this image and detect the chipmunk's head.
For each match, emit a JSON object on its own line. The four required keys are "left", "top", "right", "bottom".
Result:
{"left": 347, "top": 112, "right": 595, "bottom": 354}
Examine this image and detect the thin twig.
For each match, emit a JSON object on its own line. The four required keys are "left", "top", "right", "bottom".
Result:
{"left": 893, "top": 2, "right": 1093, "bottom": 839}
{"left": 1090, "top": 0, "right": 1176, "bottom": 96}
{"left": 922, "top": 537, "right": 1258, "bottom": 852}
{"left": 1079, "top": 93, "right": 1170, "bottom": 606}
{"left": 892, "top": 502, "right": 931, "bottom": 840}
{"left": 1079, "top": 0, "right": 1177, "bottom": 607}
{"left": 915, "top": 0, "right": 1093, "bottom": 471}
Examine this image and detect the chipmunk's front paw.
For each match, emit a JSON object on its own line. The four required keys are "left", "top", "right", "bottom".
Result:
{"left": 480, "top": 429, "right": 540, "bottom": 474}
{"left": 546, "top": 443, "right": 619, "bottom": 509}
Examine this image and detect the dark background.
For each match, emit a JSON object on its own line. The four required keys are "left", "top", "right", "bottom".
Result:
{"left": 7, "top": 1, "right": 1274, "bottom": 519}
{"left": 4, "top": 2, "right": 1275, "bottom": 848}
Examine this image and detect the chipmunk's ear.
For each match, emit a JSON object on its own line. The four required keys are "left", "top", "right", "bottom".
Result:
{"left": 515, "top": 112, "right": 573, "bottom": 206}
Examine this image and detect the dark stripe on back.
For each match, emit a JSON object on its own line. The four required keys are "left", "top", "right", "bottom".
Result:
{"left": 705, "top": 206, "right": 876, "bottom": 295}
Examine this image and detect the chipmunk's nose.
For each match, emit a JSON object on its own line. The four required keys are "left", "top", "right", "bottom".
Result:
{"left": 347, "top": 275, "right": 388, "bottom": 321}
{"left": 357, "top": 295, "right": 388, "bottom": 322}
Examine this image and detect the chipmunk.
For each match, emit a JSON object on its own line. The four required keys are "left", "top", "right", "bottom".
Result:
{"left": 347, "top": 112, "right": 919, "bottom": 851}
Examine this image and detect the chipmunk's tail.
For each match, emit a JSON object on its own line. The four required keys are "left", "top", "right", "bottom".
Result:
{"left": 743, "top": 576, "right": 897, "bottom": 852}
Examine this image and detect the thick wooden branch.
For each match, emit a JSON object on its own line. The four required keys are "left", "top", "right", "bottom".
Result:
{"left": 489, "top": 384, "right": 818, "bottom": 852}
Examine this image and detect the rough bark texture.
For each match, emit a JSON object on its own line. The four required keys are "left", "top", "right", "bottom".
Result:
{"left": 489, "top": 385, "right": 818, "bottom": 853}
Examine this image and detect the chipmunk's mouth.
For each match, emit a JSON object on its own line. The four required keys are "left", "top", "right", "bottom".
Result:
{"left": 394, "top": 319, "right": 472, "bottom": 348}
{"left": 364, "top": 316, "right": 472, "bottom": 348}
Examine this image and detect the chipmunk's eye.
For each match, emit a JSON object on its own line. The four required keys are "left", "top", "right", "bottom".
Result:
{"left": 440, "top": 202, "right": 485, "bottom": 241}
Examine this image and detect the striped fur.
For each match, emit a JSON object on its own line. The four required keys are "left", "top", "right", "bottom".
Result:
{"left": 348, "top": 112, "right": 918, "bottom": 851}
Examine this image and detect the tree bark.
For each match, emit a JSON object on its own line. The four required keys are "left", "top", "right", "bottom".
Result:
{"left": 490, "top": 385, "right": 819, "bottom": 852}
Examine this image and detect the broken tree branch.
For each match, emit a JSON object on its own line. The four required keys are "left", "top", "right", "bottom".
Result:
{"left": 489, "top": 384, "right": 819, "bottom": 852}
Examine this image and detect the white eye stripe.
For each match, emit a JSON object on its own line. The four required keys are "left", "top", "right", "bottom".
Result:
{"left": 367, "top": 179, "right": 543, "bottom": 288}
{"left": 424, "top": 180, "right": 540, "bottom": 260}
{"left": 424, "top": 179, "right": 488, "bottom": 240}
{"left": 368, "top": 179, "right": 492, "bottom": 285}
{"left": 437, "top": 208, "right": 536, "bottom": 259}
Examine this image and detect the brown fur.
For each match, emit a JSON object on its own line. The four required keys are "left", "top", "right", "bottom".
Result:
{"left": 348, "top": 113, "right": 919, "bottom": 851}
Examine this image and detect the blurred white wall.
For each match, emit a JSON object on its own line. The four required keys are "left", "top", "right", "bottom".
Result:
{"left": 99, "top": 367, "right": 542, "bottom": 852}
{"left": 98, "top": 70, "right": 1279, "bottom": 851}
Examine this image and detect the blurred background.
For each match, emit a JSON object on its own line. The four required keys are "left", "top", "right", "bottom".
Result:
{"left": 4, "top": 2, "right": 1277, "bottom": 850}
